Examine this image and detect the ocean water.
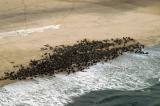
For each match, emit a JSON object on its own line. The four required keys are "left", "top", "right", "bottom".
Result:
{"left": 0, "top": 45, "right": 160, "bottom": 106}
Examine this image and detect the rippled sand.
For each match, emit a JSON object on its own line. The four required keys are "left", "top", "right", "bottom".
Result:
{"left": 0, "top": 0, "right": 160, "bottom": 86}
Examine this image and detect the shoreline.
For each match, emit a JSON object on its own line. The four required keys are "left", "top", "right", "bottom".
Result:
{"left": 0, "top": 0, "right": 160, "bottom": 86}
{"left": 0, "top": 44, "right": 159, "bottom": 106}
{"left": 0, "top": 42, "right": 159, "bottom": 88}
{"left": 0, "top": 37, "right": 154, "bottom": 87}
{"left": 0, "top": 26, "right": 159, "bottom": 87}
{"left": 0, "top": 37, "right": 145, "bottom": 80}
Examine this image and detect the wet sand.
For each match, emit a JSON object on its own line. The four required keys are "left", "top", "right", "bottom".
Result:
{"left": 0, "top": 0, "right": 160, "bottom": 86}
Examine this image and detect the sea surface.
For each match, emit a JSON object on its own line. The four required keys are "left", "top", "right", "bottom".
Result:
{"left": 0, "top": 45, "right": 160, "bottom": 106}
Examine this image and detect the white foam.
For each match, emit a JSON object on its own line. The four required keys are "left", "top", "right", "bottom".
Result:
{"left": 0, "top": 48, "right": 159, "bottom": 106}
{"left": 0, "top": 24, "right": 60, "bottom": 38}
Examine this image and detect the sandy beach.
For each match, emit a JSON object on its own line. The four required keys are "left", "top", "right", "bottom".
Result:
{"left": 0, "top": 0, "right": 160, "bottom": 86}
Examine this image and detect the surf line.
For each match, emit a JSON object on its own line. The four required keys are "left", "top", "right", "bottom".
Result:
{"left": 0, "top": 24, "right": 61, "bottom": 38}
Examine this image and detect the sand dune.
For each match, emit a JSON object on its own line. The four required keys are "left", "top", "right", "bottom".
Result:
{"left": 0, "top": 0, "right": 160, "bottom": 86}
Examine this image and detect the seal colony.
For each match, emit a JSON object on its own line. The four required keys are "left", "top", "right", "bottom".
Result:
{"left": 0, "top": 37, "right": 148, "bottom": 80}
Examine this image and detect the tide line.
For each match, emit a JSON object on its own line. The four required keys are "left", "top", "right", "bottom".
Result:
{"left": 0, "top": 24, "right": 61, "bottom": 38}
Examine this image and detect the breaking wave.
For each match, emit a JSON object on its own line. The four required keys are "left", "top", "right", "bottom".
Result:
{"left": 0, "top": 45, "right": 160, "bottom": 106}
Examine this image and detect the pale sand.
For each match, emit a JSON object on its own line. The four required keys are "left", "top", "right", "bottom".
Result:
{"left": 0, "top": 0, "right": 160, "bottom": 86}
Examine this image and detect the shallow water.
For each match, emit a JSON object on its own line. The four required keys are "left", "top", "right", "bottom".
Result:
{"left": 0, "top": 45, "right": 160, "bottom": 106}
